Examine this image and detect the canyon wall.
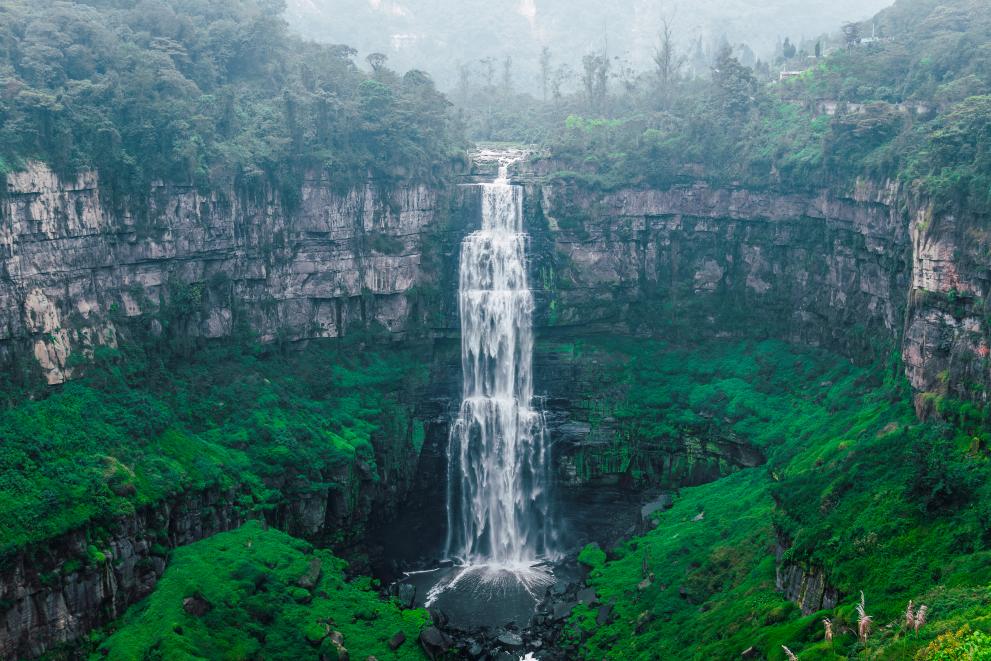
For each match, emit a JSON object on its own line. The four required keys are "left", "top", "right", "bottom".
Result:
{"left": 3, "top": 161, "right": 986, "bottom": 404}
{"left": 524, "top": 172, "right": 991, "bottom": 407}
{"left": 0, "top": 162, "right": 451, "bottom": 385}
{"left": 3, "top": 159, "right": 989, "bottom": 656}
{"left": 528, "top": 178, "right": 910, "bottom": 362}
{"left": 0, "top": 459, "right": 410, "bottom": 659}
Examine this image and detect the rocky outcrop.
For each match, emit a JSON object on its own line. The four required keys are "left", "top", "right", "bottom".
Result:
{"left": 775, "top": 541, "right": 839, "bottom": 615}
{"left": 0, "top": 442, "right": 411, "bottom": 660}
{"left": 902, "top": 202, "right": 991, "bottom": 406}
{"left": 0, "top": 487, "right": 243, "bottom": 659}
{"left": 0, "top": 162, "right": 450, "bottom": 384}
{"left": 526, "top": 173, "right": 991, "bottom": 408}
{"left": 4, "top": 158, "right": 986, "bottom": 402}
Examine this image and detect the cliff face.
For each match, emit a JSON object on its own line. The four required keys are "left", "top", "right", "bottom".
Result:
{"left": 528, "top": 178, "right": 912, "bottom": 361}
{"left": 525, "top": 175, "right": 991, "bottom": 408}
{"left": 903, "top": 204, "right": 991, "bottom": 408}
{"left": 0, "top": 162, "right": 455, "bottom": 658}
{"left": 0, "top": 162, "right": 447, "bottom": 385}
{"left": 3, "top": 161, "right": 985, "bottom": 404}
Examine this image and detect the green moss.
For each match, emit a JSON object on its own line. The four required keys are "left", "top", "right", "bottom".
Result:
{"left": 93, "top": 522, "right": 429, "bottom": 661}
{"left": 578, "top": 543, "right": 607, "bottom": 571}
{"left": 0, "top": 339, "right": 429, "bottom": 559}
{"left": 562, "top": 338, "right": 991, "bottom": 660}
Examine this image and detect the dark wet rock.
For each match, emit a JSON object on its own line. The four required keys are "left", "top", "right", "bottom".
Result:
{"left": 577, "top": 587, "right": 597, "bottom": 605}
{"left": 388, "top": 631, "right": 406, "bottom": 651}
{"left": 552, "top": 602, "right": 574, "bottom": 621}
{"left": 182, "top": 595, "right": 210, "bottom": 616}
{"left": 497, "top": 632, "right": 523, "bottom": 647}
{"left": 551, "top": 579, "right": 569, "bottom": 596}
{"left": 595, "top": 604, "right": 613, "bottom": 627}
{"left": 298, "top": 558, "right": 322, "bottom": 589}
{"left": 428, "top": 608, "right": 448, "bottom": 627}
{"left": 398, "top": 583, "right": 417, "bottom": 609}
{"left": 419, "top": 627, "right": 451, "bottom": 660}
{"left": 635, "top": 611, "right": 653, "bottom": 634}
{"left": 319, "top": 632, "right": 348, "bottom": 661}
{"left": 640, "top": 494, "right": 674, "bottom": 527}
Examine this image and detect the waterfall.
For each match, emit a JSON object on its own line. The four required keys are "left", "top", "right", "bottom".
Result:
{"left": 444, "top": 159, "right": 552, "bottom": 567}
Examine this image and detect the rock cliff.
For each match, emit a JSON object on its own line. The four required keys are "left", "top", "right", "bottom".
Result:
{"left": 0, "top": 162, "right": 449, "bottom": 385}
{"left": 528, "top": 178, "right": 910, "bottom": 362}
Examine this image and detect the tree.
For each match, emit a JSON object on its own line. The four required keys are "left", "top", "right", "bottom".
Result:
{"left": 551, "top": 63, "right": 572, "bottom": 104}
{"left": 479, "top": 57, "right": 496, "bottom": 89}
{"left": 711, "top": 46, "right": 758, "bottom": 117}
{"left": 782, "top": 37, "right": 797, "bottom": 60}
{"left": 842, "top": 22, "right": 862, "bottom": 48}
{"left": 501, "top": 56, "right": 513, "bottom": 94}
{"left": 366, "top": 52, "right": 388, "bottom": 72}
{"left": 539, "top": 46, "right": 551, "bottom": 101}
{"left": 653, "top": 19, "right": 684, "bottom": 91}
{"left": 457, "top": 62, "right": 473, "bottom": 104}
{"left": 581, "top": 51, "right": 610, "bottom": 114}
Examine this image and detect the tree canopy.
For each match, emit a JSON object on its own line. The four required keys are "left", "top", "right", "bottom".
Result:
{"left": 0, "top": 0, "right": 463, "bottom": 199}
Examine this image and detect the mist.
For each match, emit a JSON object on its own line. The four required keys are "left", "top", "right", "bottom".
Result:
{"left": 285, "top": 0, "right": 896, "bottom": 91}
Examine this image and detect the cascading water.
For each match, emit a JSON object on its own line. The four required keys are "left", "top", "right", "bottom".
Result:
{"left": 417, "top": 155, "right": 555, "bottom": 616}
{"left": 444, "top": 158, "right": 553, "bottom": 567}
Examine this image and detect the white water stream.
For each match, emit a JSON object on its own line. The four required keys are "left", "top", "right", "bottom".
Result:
{"left": 426, "top": 154, "right": 554, "bottom": 609}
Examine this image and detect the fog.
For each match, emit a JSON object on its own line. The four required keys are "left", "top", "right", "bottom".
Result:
{"left": 285, "top": 0, "right": 896, "bottom": 91}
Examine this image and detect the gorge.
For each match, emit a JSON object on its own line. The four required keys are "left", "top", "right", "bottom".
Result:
{"left": 2, "top": 0, "right": 991, "bottom": 659}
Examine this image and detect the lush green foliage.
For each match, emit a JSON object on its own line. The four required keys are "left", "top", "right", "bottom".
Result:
{"left": 506, "top": 0, "right": 991, "bottom": 214}
{"left": 92, "top": 521, "right": 429, "bottom": 660}
{"left": 0, "top": 0, "right": 462, "bottom": 200}
{"left": 558, "top": 338, "right": 991, "bottom": 660}
{"left": 0, "top": 337, "right": 427, "bottom": 559}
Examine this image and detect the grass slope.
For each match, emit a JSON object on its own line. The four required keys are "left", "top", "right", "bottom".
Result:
{"left": 0, "top": 338, "right": 427, "bottom": 559}
{"left": 92, "top": 521, "right": 429, "bottom": 660}
{"left": 559, "top": 338, "right": 991, "bottom": 660}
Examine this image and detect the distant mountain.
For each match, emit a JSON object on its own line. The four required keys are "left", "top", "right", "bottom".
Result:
{"left": 284, "top": 0, "right": 895, "bottom": 90}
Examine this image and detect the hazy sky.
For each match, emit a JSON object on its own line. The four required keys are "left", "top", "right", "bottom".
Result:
{"left": 285, "top": 0, "right": 896, "bottom": 89}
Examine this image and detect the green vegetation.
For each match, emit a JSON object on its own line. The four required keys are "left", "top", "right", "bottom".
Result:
{"left": 0, "top": 0, "right": 463, "bottom": 202}
{"left": 93, "top": 521, "right": 429, "bottom": 660}
{"left": 0, "top": 335, "right": 428, "bottom": 559}
{"left": 559, "top": 337, "right": 991, "bottom": 660}
{"left": 439, "top": 0, "right": 991, "bottom": 215}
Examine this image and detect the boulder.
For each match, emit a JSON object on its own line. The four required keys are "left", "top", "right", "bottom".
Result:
{"left": 398, "top": 583, "right": 416, "bottom": 609}
{"left": 388, "top": 631, "right": 406, "bottom": 651}
{"left": 297, "top": 558, "right": 322, "bottom": 589}
{"left": 497, "top": 632, "right": 523, "bottom": 647}
{"left": 640, "top": 494, "right": 673, "bottom": 524}
{"left": 182, "top": 595, "right": 210, "bottom": 616}
{"left": 319, "top": 632, "right": 348, "bottom": 661}
{"left": 419, "top": 626, "right": 451, "bottom": 660}
{"left": 552, "top": 602, "right": 574, "bottom": 621}
{"left": 577, "top": 587, "right": 597, "bottom": 605}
